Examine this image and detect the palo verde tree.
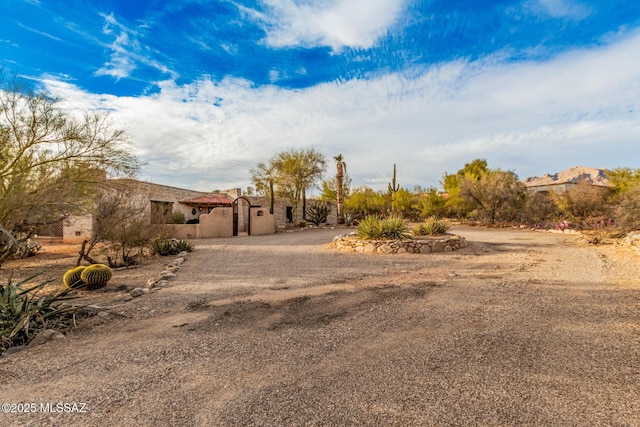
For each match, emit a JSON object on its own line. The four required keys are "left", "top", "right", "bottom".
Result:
{"left": 252, "top": 148, "right": 326, "bottom": 224}
{"left": 272, "top": 148, "right": 326, "bottom": 224}
{"left": 458, "top": 167, "right": 527, "bottom": 224}
{"left": 0, "top": 73, "right": 139, "bottom": 265}
{"left": 442, "top": 159, "right": 490, "bottom": 219}
{"left": 250, "top": 161, "right": 277, "bottom": 214}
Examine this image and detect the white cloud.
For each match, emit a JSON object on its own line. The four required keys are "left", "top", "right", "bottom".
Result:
{"left": 524, "top": 0, "right": 592, "bottom": 20}
{"left": 42, "top": 30, "right": 640, "bottom": 191}
{"left": 95, "top": 13, "right": 176, "bottom": 81}
{"left": 246, "top": 0, "right": 407, "bottom": 51}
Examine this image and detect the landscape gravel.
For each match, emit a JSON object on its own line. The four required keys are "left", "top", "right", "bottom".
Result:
{"left": 0, "top": 226, "right": 639, "bottom": 426}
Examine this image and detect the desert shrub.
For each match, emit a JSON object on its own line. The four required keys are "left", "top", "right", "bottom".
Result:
{"left": 344, "top": 213, "right": 355, "bottom": 226}
{"left": 413, "top": 217, "right": 450, "bottom": 236}
{"left": 614, "top": 183, "right": 640, "bottom": 230}
{"left": 0, "top": 226, "right": 42, "bottom": 268}
{"left": 344, "top": 187, "right": 387, "bottom": 217}
{"left": 305, "top": 201, "right": 331, "bottom": 225}
{"left": 151, "top": 236, "right": 193, "bottom": 256}
{"left": 1, "top": 272, "right": 79, "bottom": 354}
{"left": 167, "top": 211, "right": 187, "bottom": 224}
{"left": 358, "top": 215, "right": 410, "bottom": 240}
{"left": 554, "top": 182, "right": 611, "bottom": 223}
{"left": 522, "top": 191, "right": 559, "bottom": 224}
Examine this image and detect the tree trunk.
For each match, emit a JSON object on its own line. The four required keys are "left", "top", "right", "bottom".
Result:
{"left": 336, "top": 164, "right": 344, "bottom": 224}
{"left": 269, "top": 181, "right": 274, "bottom": 215}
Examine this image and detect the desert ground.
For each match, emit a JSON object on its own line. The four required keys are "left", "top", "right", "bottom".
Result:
{"left": 1, "top": 226, "right": 639, "bottom": 426}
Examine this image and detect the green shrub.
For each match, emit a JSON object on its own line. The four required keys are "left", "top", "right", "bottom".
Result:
{"left": 305, "top": 201, "right": 331, "bottom": 225}
{"left": 412, "top": 217, "right": 450, "bottom": 236}
{"left": 1, "top": 272, "right": 79, "bottom": 353}
{"left": 151, "top": 237, "right": 193, "bottom": 256}
{"left": 80, "top": 264, "right": 113, "bottom": 290}
{"left": 358, "top": 215, "right": 384, "bottom": 239}
{"left": 168, "top": 211, "right": 187, "bottom": 224}
{"left": 358, "top": 215, "right": 410, "bottom": 240}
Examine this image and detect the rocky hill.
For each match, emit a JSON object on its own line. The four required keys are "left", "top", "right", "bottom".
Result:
{"left": 523, "top": 166, "right": 610, "bottom": 188}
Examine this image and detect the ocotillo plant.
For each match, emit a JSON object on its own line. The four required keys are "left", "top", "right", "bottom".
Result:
{"left": 388, "top": 163, "right": 400, "bottom": 212}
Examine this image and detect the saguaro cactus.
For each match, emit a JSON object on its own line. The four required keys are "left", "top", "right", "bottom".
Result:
{"left": 388, "top": 163, "right": 400, "bottom": 212}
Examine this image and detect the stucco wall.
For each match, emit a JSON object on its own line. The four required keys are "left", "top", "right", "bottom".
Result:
{"left": 161, "top": 224, "right": 198, "bottom": 239}
{"left": 249, "top": 207, "right": 275, "bottom": 236}
{"left": 246, "top": 197, "right": 337, "bottom": 227}
{"left": 63, "top": 215, "right": 93, "bottom": 243}
{"left": 196, "top": 207, "right": 233, "bottom": 238}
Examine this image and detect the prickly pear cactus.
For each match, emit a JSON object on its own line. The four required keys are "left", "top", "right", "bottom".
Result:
{"left": 63, "top": 266, "right": 87, "bottom": 288}
{"left": 80, "top": 264, "right": 113, "bottom": 290}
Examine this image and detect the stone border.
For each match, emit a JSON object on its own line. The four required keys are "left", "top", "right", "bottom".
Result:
{"left": 332, "top": 233, "right": 466, "bottom": 254}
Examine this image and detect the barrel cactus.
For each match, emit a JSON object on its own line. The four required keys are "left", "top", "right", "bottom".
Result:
{"left": 80, "top": 264, "right": 113, "bottom": 290}
{"left": 63, "top": 266, "right": 87, "bottom": 288}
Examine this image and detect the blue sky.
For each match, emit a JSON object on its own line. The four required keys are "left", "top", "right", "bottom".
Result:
{"left": 1, "top": 0, "right": 639, "bottom": 192}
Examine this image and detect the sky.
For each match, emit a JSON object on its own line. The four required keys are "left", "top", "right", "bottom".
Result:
{"left": 1, "top": 0, "right": 639, "bottom": 193}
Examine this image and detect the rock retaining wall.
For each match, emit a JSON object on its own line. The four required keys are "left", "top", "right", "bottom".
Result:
{"left": 333, "top": 234, "right": 466, "bottom": 254}
{"left": 621, "top": 232, "right": 640, "bottom": 256}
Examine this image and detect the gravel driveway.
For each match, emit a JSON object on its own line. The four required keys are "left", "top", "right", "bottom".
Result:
{"left": 1, "top": 226, "right": 639, "bottom": 426}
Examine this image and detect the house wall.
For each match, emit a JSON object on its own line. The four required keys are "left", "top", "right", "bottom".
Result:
{"left": 526, "top": 183, "right": 610, "bottom": 195}
{"left": 109, "top": 179, "right": 237, "bottom": 223}
{"left": 196, "top": 207, "right": 233, "bottom": 238}
{"left": 249, "top": 207, "right": 275, "bottom": 236}
{"left": 161, "top": 224, "right": 198, "bottom": 239}
{"left": 63, "top": 215, "right": 93, "bottom": 243}
{"left": 246, "top": 197, "right": 337, "bottom": 227}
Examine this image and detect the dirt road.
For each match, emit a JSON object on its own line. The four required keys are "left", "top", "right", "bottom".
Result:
{"left": 1, "top": 227, "right": 639, "bottom": 426}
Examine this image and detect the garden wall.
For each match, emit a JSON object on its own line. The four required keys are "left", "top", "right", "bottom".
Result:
{"left": 333, "top": 234, "right": 467, "bottom": 254}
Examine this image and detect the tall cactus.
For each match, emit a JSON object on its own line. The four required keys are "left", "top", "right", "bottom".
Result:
{"left": 388, "top": 163, "right": 400, "bottom": 212}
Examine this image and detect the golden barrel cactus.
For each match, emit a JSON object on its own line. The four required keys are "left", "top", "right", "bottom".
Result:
{"left": 63, "top": 266, "right": 87, "bottom": 288}
{"left": 80, "top": 264, "right": 113, "bottom": 290}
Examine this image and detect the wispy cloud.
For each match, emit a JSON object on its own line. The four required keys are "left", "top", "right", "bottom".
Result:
{"left": 245, "top": 0, "right": 407, "bottom": 51}
{"left": 95, "top": 13, "right": 176, "bottom": 81}
{"left": 42, "top": 29, "right": 640, "bottom": 191}
{"left": 15, "top": 22, "right": 64, "bottom": 41}
{"left": 524, "top": 0, "right": 592, "bottom": 20}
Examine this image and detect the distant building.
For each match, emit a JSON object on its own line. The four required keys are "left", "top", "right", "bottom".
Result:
{"left": 522, "top": 166, "right": 611, "bottom": 194}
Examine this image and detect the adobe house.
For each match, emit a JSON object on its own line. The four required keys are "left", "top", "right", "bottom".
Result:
{"left": 63, "top": 180, "right": 276, "bottom": 242}
{"left": 61, "top": 179, "right": 337, "bottom": 243}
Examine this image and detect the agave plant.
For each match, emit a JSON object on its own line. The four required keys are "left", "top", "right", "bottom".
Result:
{"left": 413, "top": 217, "right": 450, "bottom": 236}
{"left": 358, "top": 215, "right": 410, "bottom": 240}
{"left": 1, "top": 271, "right": 79, "bottom": 353}
{"left": 358, "top": 215, "right": 384, "bottom": 240}
{"left": 380, "top": 215, "right": 410, "bottom": 239}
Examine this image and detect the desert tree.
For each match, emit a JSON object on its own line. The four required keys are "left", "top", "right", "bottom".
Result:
{"left": 0, "top": 73, "right": 139, "bottom": 265}
{"left": 441, "top": 159, "right": 490, "bottom": 219}
{"left": 77, "top": 181, "right": 152, "bottom": 267}
{"left": 271, "top": 148, "right": 326, "bottom": 224}
{"left": 458, "top": 168, "right": 526, "bottom": 224}
{"left": 250, "top": 161, "right": 277, "bottom": 214}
